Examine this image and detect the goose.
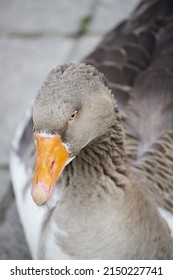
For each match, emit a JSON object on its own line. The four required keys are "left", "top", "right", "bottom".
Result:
{"left": 10, "top": 0, "right": 173, "bottom": 259}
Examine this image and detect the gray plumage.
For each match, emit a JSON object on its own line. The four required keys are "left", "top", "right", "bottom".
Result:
{"left": 11, "top": 0, "right": 173, "bottom": 259}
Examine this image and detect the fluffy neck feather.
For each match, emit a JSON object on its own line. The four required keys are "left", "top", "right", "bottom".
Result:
{"left": 62, "top": 110, "right": 130, "bottom": 190}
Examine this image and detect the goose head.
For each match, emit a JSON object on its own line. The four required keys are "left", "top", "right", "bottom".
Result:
{"left": 32, "top": 63, "right": 117, "bottom": 206}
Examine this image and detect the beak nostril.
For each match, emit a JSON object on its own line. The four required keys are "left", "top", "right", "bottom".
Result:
{"left": 50, "top": 160, "right": 55, "bottom": 173}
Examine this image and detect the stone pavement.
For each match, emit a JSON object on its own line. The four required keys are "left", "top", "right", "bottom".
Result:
{"left": 0, "top": 0, "right": 139, "bottom": 259}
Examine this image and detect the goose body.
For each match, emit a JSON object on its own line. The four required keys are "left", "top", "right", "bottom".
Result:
{"left": 10, "top": 0, "right": 173, "bottom": 259}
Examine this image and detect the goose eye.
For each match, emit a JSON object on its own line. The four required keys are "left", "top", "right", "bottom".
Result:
{"left": 69, "top": 110, "right": 78, "bottom": 122}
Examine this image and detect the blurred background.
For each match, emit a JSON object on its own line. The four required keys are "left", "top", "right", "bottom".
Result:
{"left": 0, "top": 0, "right": 139, "bottom": 259}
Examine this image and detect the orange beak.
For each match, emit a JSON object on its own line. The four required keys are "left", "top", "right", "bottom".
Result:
{"left": 31, "top": 133, "right": 70, "bottom": 206}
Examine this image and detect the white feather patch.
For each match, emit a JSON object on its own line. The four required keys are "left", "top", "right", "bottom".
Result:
{"left": 10, "top": 152, "right": 47, "bottom": 259}
{"left": 158, "top": 207, "right": 173, "bottom": 238}
{"left": 44, "top": 221, "right": 70, "bottom": 260}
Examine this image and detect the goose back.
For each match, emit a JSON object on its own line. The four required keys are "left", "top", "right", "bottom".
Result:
{"left": 81, "top": 0, "right": 173, "bottom": 214}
